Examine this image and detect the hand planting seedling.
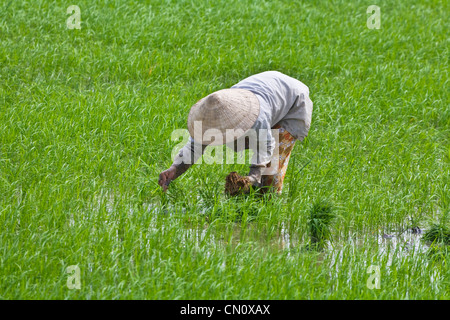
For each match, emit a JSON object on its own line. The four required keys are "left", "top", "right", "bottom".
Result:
{"left": 158, "top": 71, "right": 313, "bottom": 196}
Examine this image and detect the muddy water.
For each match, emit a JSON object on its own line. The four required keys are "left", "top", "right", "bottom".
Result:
{"left": 216, "top": 220, "right": 426, "bottom": 250}
{"left": 90, "top": 196, "right": 445, "bottom": 292}
{"left": 106, "top": 198, "right": 433, "bottom": 268}
{"left": 182, "top": 220, "right": 431, "bottom": 270}
{"left": 146, "top": 201, "right": 430, "bottom": 261}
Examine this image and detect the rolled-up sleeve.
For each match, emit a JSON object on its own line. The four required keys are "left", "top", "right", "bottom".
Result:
{"left": 172, "top": 137, "right": 206, "bottom": 166}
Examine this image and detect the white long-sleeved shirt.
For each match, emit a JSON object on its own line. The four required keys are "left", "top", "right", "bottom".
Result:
{"left": 172, "top": 71, "right": 313, "bottom": 167}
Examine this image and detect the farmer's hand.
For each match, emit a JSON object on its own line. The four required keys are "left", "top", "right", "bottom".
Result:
{"left": 158, "top": 166, "right": 177, "bottom": 192}
{"left": 247, "top": 175, "right": 261, "bottom": 187}
{"left": 248, "top": 165, "right": 264, "bottom": 187}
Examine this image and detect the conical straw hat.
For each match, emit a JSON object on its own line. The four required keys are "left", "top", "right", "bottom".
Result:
{"left": 187, "top": 89, "right": 260, "bottom": 146}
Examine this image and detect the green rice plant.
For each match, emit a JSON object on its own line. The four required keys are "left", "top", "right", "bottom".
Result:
{"left": 423, "top": 223, "right": 450, "bottom": 245}
{"left": 308, "top": 200, "right": 335, "bottom": 249}
{"left": 423, "top": 210, "right": 450, "bottom": 245}
{"left": 210, "top": 193, "right": 263, "bottom": 223}
{"left": 427, "top": 244, "right": 449, "bottom": 262}
{"left": 198, "top": 180, "right": 221, "bottom": 210}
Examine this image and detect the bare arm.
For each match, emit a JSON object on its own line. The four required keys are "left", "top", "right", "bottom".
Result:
{"left": 158, "top": 138, "right": 206, "bottom": 191}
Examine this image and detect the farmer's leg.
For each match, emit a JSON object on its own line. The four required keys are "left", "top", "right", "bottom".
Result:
{"left": 261, "top": 125, "right": 296, "bottom": 193}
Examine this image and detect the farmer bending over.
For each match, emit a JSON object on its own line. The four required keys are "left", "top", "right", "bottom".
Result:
{"left": 158, "top": 71, "right": 313, "bottom": 194}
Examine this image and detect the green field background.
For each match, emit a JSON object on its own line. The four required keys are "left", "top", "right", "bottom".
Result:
{"left": 0, "top": 0, "right": 449, "bottom": 299}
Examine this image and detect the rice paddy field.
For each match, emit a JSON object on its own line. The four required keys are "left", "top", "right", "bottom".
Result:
{"left": 1, "top": 0, "right": 449, "bottom": 300}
